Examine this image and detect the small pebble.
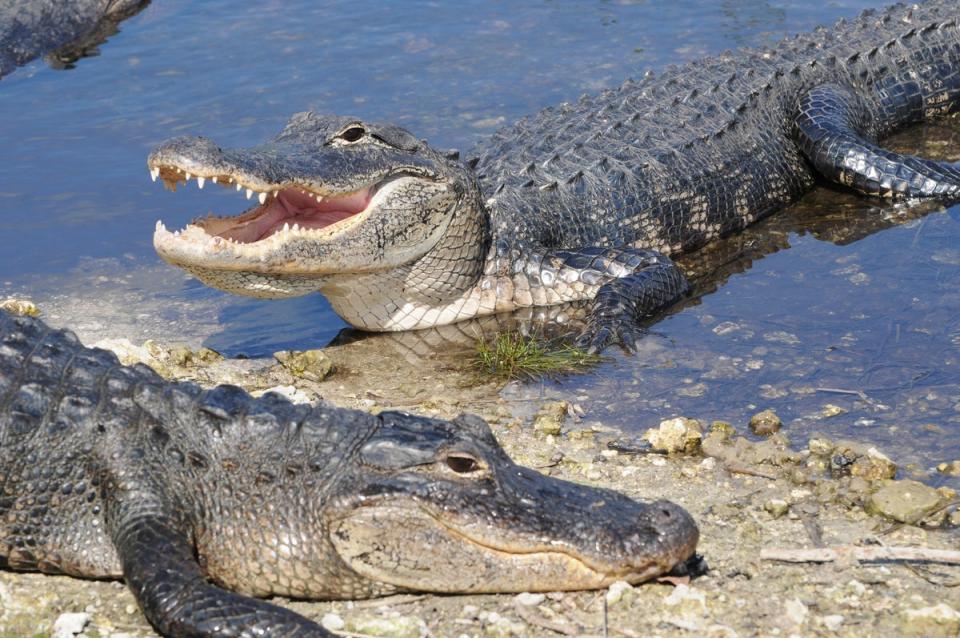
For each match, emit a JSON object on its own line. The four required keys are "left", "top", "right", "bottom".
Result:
{"left": 937, "top": 460, "right": 960, "bottom": 476}
{"left": 606, "top": 581, "right": 633, "bottom": 605}
{"left": 821, "top": 614, "right": 845, "bottom": 631}
{"left": 52, "top": 613, "right": 90, "bottom": 638}
{"left": 749, "top": 409, "right": 781, "bottom": 435}
{"left": 515, "top": 592, "right": 545, "bottom": 606}
{"left": 321, "top": 612, "right": 345, "bottom": 631}
{"left": 764, "top": 498, "right": 789, "bottom": 518}
{"left": 784, "top": 598, "right": 808, "bottom": 625}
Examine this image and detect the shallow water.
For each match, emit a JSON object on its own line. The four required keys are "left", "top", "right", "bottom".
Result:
{"left": 2, "top": 0, "right": 958, "bottom": 483}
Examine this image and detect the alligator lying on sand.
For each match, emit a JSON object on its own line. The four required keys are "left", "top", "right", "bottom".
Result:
{"left": 0, "top": 310, "right": 699, "bottom": 638}
{"left": 148, "top": 1, "right": 960, "bottom": 352}
{"left": 0, "top": 0, "right": 149, "bottom": 78}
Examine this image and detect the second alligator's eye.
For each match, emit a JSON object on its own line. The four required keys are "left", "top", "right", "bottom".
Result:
{"left": 338, "top": 126, "right": 366, "bottom": 143}
{"left": 445, "top": 453, "right": 481, "bottom": 474}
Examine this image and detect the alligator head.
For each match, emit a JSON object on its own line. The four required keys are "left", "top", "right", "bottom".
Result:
{"left": 149, "top": 113, "right": 489, "bottom": 327}
{"left": 324, "top": 412, "right": 699, "bottom": 594}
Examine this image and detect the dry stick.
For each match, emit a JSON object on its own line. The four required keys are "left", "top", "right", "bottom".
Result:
{"left": 814, "top": 386, "right": 879, "bottom": 408}
{"left": 602, "top": 597, "right": 609, "bottom": 638}
{"left": 512, "top": 601, "right": 581, "bottom": 636}
{"left": 724, "top": 462, "right": 778, "bottom": 480}
{"left": 761, "top": 546, "right": 960, "bottom": 565}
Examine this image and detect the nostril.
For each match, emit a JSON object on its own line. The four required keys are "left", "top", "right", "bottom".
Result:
{"left": 661, "top": 507, "right": 673, "bottom": 519}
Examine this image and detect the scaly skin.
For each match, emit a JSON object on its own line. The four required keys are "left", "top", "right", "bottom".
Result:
{"left": 0, "top": 310, "right": 698, "bottom": 638}
{"left": 149, "top": 1, "right": 960, "bottom": 351}
{"left": 0, "top": 0, "right": 149, "bottom": 78}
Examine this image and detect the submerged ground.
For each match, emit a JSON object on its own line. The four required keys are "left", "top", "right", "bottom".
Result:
{"left": 1, "top": 0, "right": 959, "bottom": 636}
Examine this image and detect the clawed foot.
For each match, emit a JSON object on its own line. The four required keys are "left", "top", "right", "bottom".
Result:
{"left": 574, "top": 317, "right": 647, "bottom": 354}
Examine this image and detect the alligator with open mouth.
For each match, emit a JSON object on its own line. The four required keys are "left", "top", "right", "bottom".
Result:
{"left": 0, "top": 310, "right": 699, "bottom": 638}
{"left": 0, "top": 0, "right": 149, "bottom": 78}
{"left": 148, "top": 0, "right": 960, "bottom": 351}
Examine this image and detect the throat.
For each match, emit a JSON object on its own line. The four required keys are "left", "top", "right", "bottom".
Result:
{"left": 320, "top": 193, "right": 495, "bottom": 330}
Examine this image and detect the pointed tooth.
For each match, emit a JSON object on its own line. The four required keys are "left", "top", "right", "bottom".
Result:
{"left": 258, "top": 191, "right": 267, "bottom": 204}
{"left": 197, "top": 176, "right": 206, "bottom": 189}
{"left": 211, "top": 176, "right": 218, "bottom": 184}
{"left": 291, "top": 223, "right": 300, "bottom": 231}
{"left": 174, "top": 230, "right": 181, "bottom": 237}
{"left": 150, "top": 167, "right": 159, "bottom": 182}
{"left": 246, "top": 188, "right": 254, "bottom": 199}
{"left": 155, "top": 220, "right": 163, "bottom": 231}
{"left": 272, "top": 190, "right": 278, "bottom": 198}
{"left": 282, "top": 222, "right": 290, "bottom": 233}
{"left": 185, "top": 172, "right": 193, "bottom": 181}
{"left": 236, "top": 183, "right": 242, "bottom": 191}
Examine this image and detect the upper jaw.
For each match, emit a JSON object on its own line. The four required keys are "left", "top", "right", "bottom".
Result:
{"left": 147, "top": 135, "right": 442, "bottom": 199}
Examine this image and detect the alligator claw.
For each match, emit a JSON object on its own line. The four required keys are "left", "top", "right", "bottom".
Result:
{"left": 575, "top": 320, "right": 647, "bottom": 354}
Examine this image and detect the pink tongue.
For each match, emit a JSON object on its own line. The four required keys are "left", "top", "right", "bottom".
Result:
{"left": 219, "top": 188, "right": 371, "bottom": 242}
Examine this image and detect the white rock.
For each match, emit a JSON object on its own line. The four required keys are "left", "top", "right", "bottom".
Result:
{"left": 821, "top": 614, "right": 845, "bottom": 631}
{"left": 784, "top": 598, "right": 808, "bottom": 626}
{"left": 52, "top": 613, "right": 91, "bottom": 638}
{"left": 606, "top": 580, "right": 633, "bottom": 605}
{"left": 664, "top": 584, "right": 706, "bottom": 611}
{"left": 902, "top": 603, "right": 960, "bottom": 623}
{"left": 321, "top": 612, "right": 345, "bottom": 631}
{"left": 515, "top": 592, "right": 545, "bottom": 606}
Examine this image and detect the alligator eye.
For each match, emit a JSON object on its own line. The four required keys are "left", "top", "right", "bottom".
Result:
{"left": 445, "top": 453, "right": 480, "bottom": 474}
{"left": 338, "top": 126, "right": 366, "bottom": 143}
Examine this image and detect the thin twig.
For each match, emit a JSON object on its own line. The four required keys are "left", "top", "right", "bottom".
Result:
{"left": 513, "top": 601, "right": 581, "bottom": 636}
{"left": 814, "top": 386, "right": 878, "bottom": 408}
{"left": 725, "top": 463, "right": 778, "bottom": 480}
{"left": 761, "top": 545, "right": 960, "bottom": 565}
{"left": 603, "top": 596, "right": 608, "bottom": 638}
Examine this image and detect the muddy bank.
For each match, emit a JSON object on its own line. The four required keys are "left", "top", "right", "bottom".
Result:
{"left": 1, "top": 319, "right": 957, "bottom": 638}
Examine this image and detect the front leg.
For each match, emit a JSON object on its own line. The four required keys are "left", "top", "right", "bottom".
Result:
{"left": 106, "top": 492, "right": 330, "bottom": 638}
{"left": 516, "top": 246, "right": 688, "bottom": 353}
{"left": 577, "top": 249, "right": 689, "bottom": 352}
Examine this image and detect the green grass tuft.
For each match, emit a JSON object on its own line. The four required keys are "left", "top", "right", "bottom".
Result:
{"left": 474, "top": 332, "right": 603, "bottom": 381}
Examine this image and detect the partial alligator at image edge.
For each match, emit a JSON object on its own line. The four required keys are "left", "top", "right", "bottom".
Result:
{"left": 0, "top": 310, "right": 699, "bottom": 638}
{"left": 0, "top": 0, "right": 150, "bottom": 79}
{"left": 148, "top": 0, "right": 960, "bottom": 353}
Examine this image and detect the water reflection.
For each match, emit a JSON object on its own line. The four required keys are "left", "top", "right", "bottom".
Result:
{"left": 0, "top": 0, "right": 149, "bottom": 78}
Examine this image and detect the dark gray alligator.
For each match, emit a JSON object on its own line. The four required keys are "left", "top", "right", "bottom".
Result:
{"left": 0, "top": 310, "right": 699, "bottom": 638}
{"left": 0, "top": 0, "right": 149, "bottom": 78}
{"left": 148, "top": 0, "right": 960, "bottom": 352}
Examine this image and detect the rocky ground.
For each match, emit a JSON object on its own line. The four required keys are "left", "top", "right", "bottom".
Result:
{"left": 1, "top": 305, "right": 959, "bottom": 638}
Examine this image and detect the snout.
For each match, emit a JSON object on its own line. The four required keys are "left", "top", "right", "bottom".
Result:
{"left": 643, "top": 499, "right": 700, "bottom": 570}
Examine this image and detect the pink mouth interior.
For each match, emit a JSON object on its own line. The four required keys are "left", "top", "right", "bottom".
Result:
{"left": 210, "top": 186, "right": 374, "bottom": 243}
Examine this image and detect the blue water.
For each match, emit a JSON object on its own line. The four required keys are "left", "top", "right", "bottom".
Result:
{"left": 2, "top": 0, "right": 958, "bottom": 483}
